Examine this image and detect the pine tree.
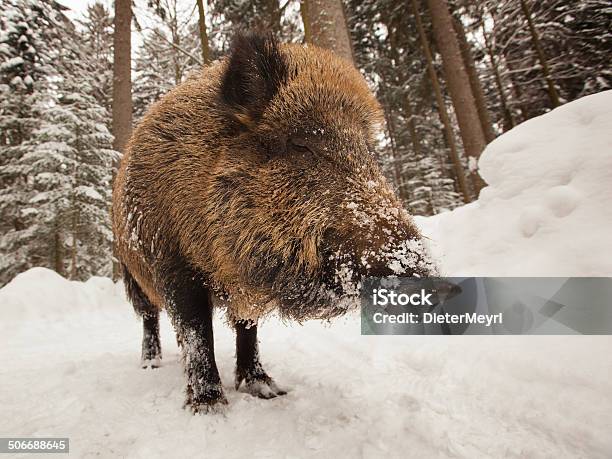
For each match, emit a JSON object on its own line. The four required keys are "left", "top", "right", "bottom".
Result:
{"left": 132, "top": 2, "right": 202, "bottom": 121}
{"left": 0, "top": 0, "right": 116, "bottom": 284}
{"left": 563, "top": 1, "right": 611, "bottom": 98}
{"left": 519, "top": 0, "right": 560, "bottom": 108}
{"left": 31, "top": 70, "right": 116, "bottom": 280}
{"left": 209, "top": 0, "right": 302, "bottom": 43}
{"left": 347, "top": 0, "right": 464, "bottom": 214}
{"left": 57, "top": 9, "right": 116, "bottom": 280}
{"left": 196, "top": 0, "right": 211, "bottom": 64}
{"left": 112, "top": 0, "right": 132, "bottom": 155}
{"left": 451, "top": 12, "right": 495, "bottom": 143}
{"left": 78, "top": 2, "right": 114, "bottom": 124}
{"left": 0, "top": 0, "right": 71, "bottom": 284}
{"left": 302, "top": 0, "right": 354, "bottom": 62}
{"left": 484, "top": 0, "right": 611, "bottom": 118}
{"left": 426, "top": 0, "right": 486, "bottom": 195}
{"left": 133, "top": 28, "right": 179, "bottom": 120}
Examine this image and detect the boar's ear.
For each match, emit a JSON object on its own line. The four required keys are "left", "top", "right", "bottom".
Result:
{"left": 220, "top": 32, "right": 288, "bottom": 125}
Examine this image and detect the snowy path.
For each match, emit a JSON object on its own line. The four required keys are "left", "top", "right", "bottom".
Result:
{"left": 1, "top": 269, "right": 611, "bottom": 458}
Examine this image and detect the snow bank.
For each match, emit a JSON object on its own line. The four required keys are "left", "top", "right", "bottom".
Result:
{"left": 416, "top": 91, "right": 612, "bottom": 276}
{"left": 0, "top": 267, "right": 124, "bottom": 323}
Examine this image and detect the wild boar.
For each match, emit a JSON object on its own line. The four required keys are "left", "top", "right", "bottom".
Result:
{"left": 112, "top": 32, "right": 435, "bottom": 413}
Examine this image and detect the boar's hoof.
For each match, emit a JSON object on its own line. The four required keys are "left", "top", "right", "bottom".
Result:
{"left": 141, "top": 356, "right": 162, "bottom": 369}
{"left": 186, "top": 398, "right": 229, "bottom": 415}
{"left": 236, "top": 373, "right": 287, "bottom": 399}
{"left": 184, "top": 387, "right": 228, "bottom": 414}
{"left": 141, "top": 332, "right": 161, "bottom": 369}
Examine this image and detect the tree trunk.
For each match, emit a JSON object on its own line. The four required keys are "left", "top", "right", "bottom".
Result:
{"left": 426, "top": 0, "right": 487, "bottom": 194}
{"left": 388, "top": 113, "right": 407, "bottom": 205}
{"left": 71, "top": 131, "right": 79, "bottom": 280}
{"left": 410, "top": 0, "right": 470, "bottom": 203}
{"left": 519, "top": 0, "right": 560, "bottom": 109}
{"left": 481, "top": 16, "right": 515, "bottom": 131}
{"left": 70, "top": 206, "right": 77, "bottom": 280}
{"left": 169, "top": 3, "right": 182, "bottom": 85}
{"left": 112, "top": 0, "right": 132, "bottom": 280}
{"left": 112, "top": 0, "right": 132, "bottom": 154}
{"left": 266, "top": 0, "right": 282, "bottom": 35}
{"left": 504, "top": 56, "right": 529, "bottom": 122}
{"left": 388, "top": 28, "right": 423, "bottom": 160}
{"left": 302, "top": 0, "right": 354, "bottom": 63}
{"left": 300, "top": 0, "right": 312, "bottom": 43}
{"left": 54, "top": 229, "right": 63, "bottom": 277}
{"left": 379, "top": 85, "right": 407, "bottom": 204}
{"left": 403, "top": 93, "right": 422, "bottom": 158}
{"left": 196, "top": 0, "right": 211, "bottom": 64}
{"left": 452, "top": 15, "right": 495, "bottom": 143}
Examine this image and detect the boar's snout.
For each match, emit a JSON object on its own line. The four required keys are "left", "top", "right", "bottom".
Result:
{"left": 320, "top": 198, "right": 436, "bottom": 295}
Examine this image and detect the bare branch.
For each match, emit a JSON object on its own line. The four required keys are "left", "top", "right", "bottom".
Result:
{"left": 149, "top": 28, "right": 203, "bottom": 66}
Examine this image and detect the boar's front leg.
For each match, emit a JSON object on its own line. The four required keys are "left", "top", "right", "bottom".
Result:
{"left": 234, "top": 320, "right": 287, "bottom": 399}
{"left": 166, "top": 269, "right": 227, "bottom": 413}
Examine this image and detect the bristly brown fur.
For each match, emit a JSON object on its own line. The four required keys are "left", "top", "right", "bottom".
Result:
{"left": 112, "top": 32, "right": 433, "bottom": 323}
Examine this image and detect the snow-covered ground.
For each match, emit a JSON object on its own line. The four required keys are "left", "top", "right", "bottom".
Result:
{"left": 1, "top": 92, "right": 612, "bottom": 458}
{"left": 2, "top": 268, "right": 611, "bottom": 458}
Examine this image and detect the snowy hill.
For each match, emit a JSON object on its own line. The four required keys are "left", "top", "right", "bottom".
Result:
{"left": 1, "top": 93, "right": 612, "bottom": 458}
{"left": 417, "top": 90, "right": 612, "bottom": 276}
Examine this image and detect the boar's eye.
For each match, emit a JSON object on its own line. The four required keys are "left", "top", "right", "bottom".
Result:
{"left": 288, "top": 137, "right": 313, "bottom": 154}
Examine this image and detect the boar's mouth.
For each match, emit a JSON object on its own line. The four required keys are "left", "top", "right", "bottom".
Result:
{"left": 249, "top": 255, "right": 361, "bottom": 322}
{"left": 274, "top": 280, "right": 359, "bottom": 322}
{"left": 272, "top": 276, "right": 362, "bottom": 322}
{"left": 262, "top": 236, "right": 437, "bottom": 322}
